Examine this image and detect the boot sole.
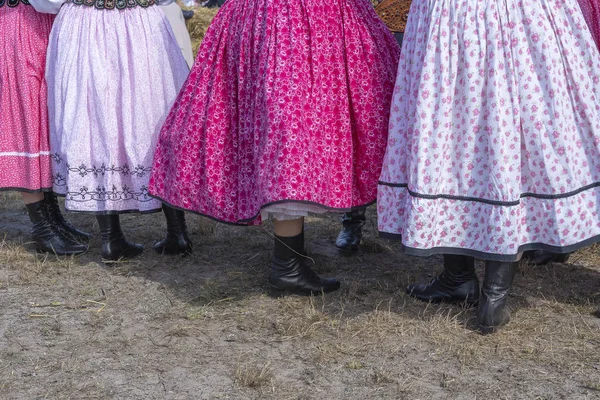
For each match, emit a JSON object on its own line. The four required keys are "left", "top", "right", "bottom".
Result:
{"left": 35, "top": 245, "right": 88, "bottom": 256}
{"left": 101, "top": 249, "right": 144, "bottom": 262}
{"left": 101, "top": 255, "right": 143, "bottom": 263}
{"left": 268, "top": 283, "right": 340, "bottom": 296}
{"left": 408, "top": 291, "right": 479, "bottom": 307}
{"left": 478, "top": 324, "right": 506, "bottom": 335}
{"left": 412, "top": 296, "right": 479, "bottom": 307}
{"left": 335, "top": 245, "right": 360, "bottom": 255}
{"left": 153, "top": 246, "right": 193, "bottom": 256}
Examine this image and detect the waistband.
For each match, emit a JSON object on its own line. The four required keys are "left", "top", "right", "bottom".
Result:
{"left": 66, "top": 0, "right": 156, "bottom": 10}
{"left": 0, "top": 0, "right": 31, "bottom": 8}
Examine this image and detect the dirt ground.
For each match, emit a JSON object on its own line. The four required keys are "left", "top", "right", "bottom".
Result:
{"left": 1, "top": 190, "right": 600, "bottom": 399}
{"left": 2, "top": 6, "right": 600, "bottom": 400}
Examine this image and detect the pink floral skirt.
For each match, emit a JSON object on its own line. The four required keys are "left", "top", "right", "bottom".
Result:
{"left": 0, "top": 4, "right": 53, "bottom": 192}
{"left": 149, "top": 0, "right": 401, "bottom": 225}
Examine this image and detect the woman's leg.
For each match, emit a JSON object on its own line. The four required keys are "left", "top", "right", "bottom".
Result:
{"left": 269, "top": 217, "right": 341, "bottom": 295}
{"left": 20, "top": 192, "right": 44, "bottom": 205}
{"left": 273, "top": 217, "right": 304, "bottom": 237}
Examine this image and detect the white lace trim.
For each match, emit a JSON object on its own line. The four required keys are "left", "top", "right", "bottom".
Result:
{"left": 0, "top": 151, "right": 51, "bottom": 158}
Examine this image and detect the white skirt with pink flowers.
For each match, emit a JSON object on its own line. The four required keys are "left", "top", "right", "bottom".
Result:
{"left": 378, "top": 0, "right": 600, "bottom": 261}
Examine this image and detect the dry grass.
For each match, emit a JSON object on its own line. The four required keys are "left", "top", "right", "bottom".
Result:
{"left": 234, "top": 360, "right": 274, "bottom": 389}
{"left": 2, "top": 188, "right": 600, "bottom": 398}
{"left": 183, "top": 5, "right": 219, "bottom": 56}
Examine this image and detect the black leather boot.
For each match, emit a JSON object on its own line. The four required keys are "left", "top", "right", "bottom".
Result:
{"left": 406, "top": 254, "right": 479, "bottom": 304}
{"left": 97, "top": 215, "right": 143, "bottom": 261}
{"left": 269, "top": 233, "right": 341, "bottom": 295}
{"left": 522, "top": 250, "right": 571, "bottom": 265}
{"left": 25, "top": 200, "right": 88, "bottom": 255}
{"left": 44, "top": 192, "right": 92, "bottom": 243}
{"left": 478, "top": 260, "right": 518, "bottom": 334}
{"left": 335, "top": 208, "right": 366, "bottom": 251}
{"left": 199, "top": 0, "right": 225, "bottom": 7}
{"left": 153, "top": 205, "right": 192, "bottom": 255}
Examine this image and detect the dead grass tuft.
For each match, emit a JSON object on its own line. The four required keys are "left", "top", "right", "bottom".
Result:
{"left": 234, "top": 360, "right": 273, "bottom": 389}
{"left": 345, "top": 359, "right": 364, "bottom": 370}
{"left": 371, "top": 368, "right": 395, "bottom": 384}
{"left": 188, "top": 278, "right": 238, "bottom": 306}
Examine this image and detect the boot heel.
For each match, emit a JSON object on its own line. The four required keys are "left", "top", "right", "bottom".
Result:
{"left": 268, "top": 283, "right": 286, "bottom": 295}
{"left": 478, "top": 325, "right": 498, "bottom": 335}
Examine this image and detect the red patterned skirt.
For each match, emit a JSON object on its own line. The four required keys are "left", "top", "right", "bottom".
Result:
{"left": 149, "top": 0, "right": 401, "bottom": 224}
{"left": 578, "top": 0, "right": 600, "bottom": 50}
{"left": 0, "top": 3, "right": 54, "bottom": 192}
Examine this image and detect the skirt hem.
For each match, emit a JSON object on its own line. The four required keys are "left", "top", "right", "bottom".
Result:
{"left": 150, "top": 194, "right": 375, "bottom": 226}
{"left": 61, "top": 207, "right": 163, "bottom": 216}
{"left": 378, "top": 231, "right": 600, "bottom": 262}
{"left": 0, "top": 186, "right": 54, "bottom": 194}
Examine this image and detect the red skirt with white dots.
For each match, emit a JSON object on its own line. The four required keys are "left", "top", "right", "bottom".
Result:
{"left": 0, "top": 3, "right": 54, "bottom": 193}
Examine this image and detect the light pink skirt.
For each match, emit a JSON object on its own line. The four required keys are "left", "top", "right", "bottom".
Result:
{"left": 47, "top": 4, "right": 189, "bottom": 214}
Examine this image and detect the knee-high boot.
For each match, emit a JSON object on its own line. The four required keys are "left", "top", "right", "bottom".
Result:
{"left": 153, "top": 204, "right": 192, "bottom": 255}
{"left": 477, "top": 260, "right": 518, "bottom": 334}
{"left": 406, "top": 254, "right": 479, "bottom": 304}
{"left": 269, "top": 233, "right": 341, "bottom": 295}
{"left": 97, "top": 215, "right": 143, "bottom": 261}
{"left": 25, "top": 200, "right": 87, "bottom": 255}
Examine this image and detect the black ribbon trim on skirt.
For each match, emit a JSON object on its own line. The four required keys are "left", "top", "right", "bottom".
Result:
{"left": 378, "top": 231, "right": 600, "bottom": 262}
{"left": 377, "top": 181, "right": 600, "bottom": 206}
{"left": 149, "top": 193, "right": 375, "bottom": 226}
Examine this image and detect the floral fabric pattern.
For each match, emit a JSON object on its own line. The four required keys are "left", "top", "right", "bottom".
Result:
{"left": 149, "top": 0, "right": 401, "bottom": 225}
{"left": 378, "top": 0, "right": 600, "bottom": 260}
{"left": 47, "top": 4, "right": 189, "bottom": 213}
{"left": 0, "top": 4, "right": 53, "bottom": 192}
